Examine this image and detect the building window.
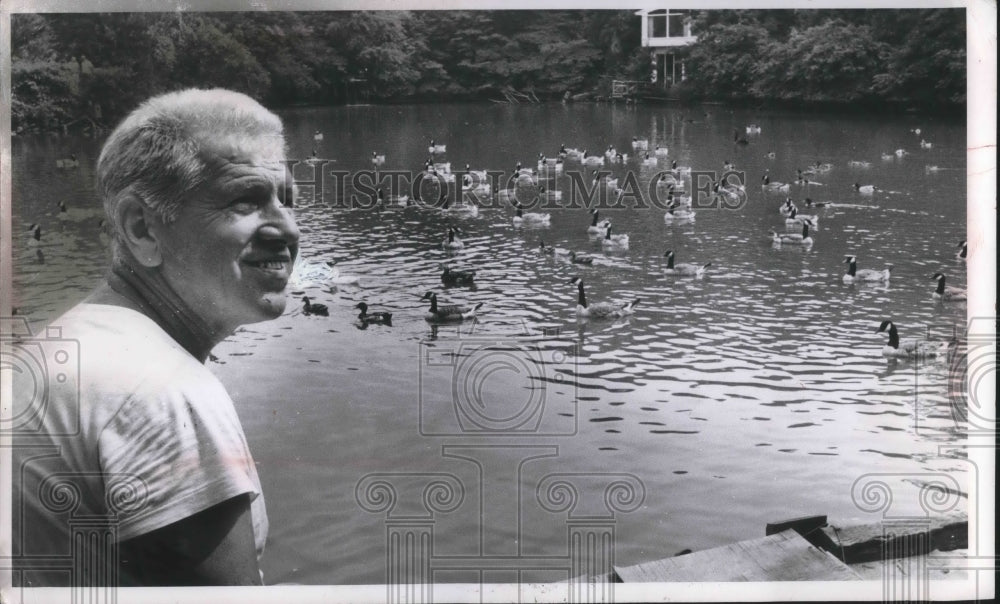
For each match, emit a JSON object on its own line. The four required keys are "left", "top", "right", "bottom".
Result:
{"left": 647, "top": 9, "right": 689, "bottom": 39}
{"left": 648, "top": 10, "right": 667, "bottom": 38}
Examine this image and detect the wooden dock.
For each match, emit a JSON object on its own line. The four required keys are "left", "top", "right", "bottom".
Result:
{"left": 614, "top": 529, "right": 860, "bottom": 582}
{"left": 606, "top": 512, "right": 967, "bottom": 583}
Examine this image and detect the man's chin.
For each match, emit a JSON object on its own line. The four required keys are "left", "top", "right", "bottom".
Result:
{"left": 247, "top": 294, "right": 288, "bottom": 323}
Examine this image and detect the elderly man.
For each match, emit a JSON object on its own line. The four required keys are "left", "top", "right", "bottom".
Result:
{"left": 14, "top": 89, "right": 298, "bottom": 586}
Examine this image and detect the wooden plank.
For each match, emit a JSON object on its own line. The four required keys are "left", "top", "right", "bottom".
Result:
{"left": 614, "top": 529, "right": 861, "bottom": 582}
{"left": 766, "top": 515, "right": 828, "bottom": 537}
{"left": 820, "top": 512, "right": 967, "bottom": 564}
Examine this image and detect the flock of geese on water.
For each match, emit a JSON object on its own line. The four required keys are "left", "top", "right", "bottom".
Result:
{"left": 299, "top": 125, "right": 969, "bottom": 361}
{"left": 33, "top": 125, "right": 967, "bottom": 361}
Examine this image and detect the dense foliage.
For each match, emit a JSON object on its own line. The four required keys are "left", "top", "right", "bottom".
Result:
{"left": 10, "top": 9, "right": 965, "bottom": 133}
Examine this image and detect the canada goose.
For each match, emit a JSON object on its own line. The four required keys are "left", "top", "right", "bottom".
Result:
{"left": 876, "top": 320, "right": 948, "bottom": 359}
{"left": 771, "top": 220, "right": 814, "bottom": 246}
{"left": 569, "top": 277, "right": 640, "bottom": 319}
{"left": 842, "top": 256, "right": 892, "bottom": 283}
{"left": 421, "top": 292, "right": 482, "bottom": 323}
{"left": 663, "top": 251, "right": 711, "bottom": 277}
{"left": 956, "top": 240, "right": 967, "bottom": 260}
{"left": 442, "top": 227, "right": 464, "bottom": 250}
{"left": 931, "top": 273, "right": 967, "bottom": 301}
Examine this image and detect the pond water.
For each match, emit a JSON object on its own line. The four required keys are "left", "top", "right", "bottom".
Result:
{"left": 10, "top": 102, "right": 970, "bottom": 585}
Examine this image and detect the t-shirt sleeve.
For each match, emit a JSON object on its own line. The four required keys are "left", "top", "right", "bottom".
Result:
{"left": 98, "top": 359, "right": 259, "bottom": 542}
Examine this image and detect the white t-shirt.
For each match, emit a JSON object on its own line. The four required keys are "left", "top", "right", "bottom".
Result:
{"left": 12, "top": 303, "right": 268, "bottom": 586}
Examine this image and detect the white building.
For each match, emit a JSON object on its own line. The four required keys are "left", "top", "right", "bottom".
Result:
{"left": 635, "top": 9, "right": 696, "bottom": 88}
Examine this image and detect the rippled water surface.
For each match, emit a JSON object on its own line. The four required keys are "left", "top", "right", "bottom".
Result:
{"left": 12, "top": 103, "right": 970, "bottom": 584}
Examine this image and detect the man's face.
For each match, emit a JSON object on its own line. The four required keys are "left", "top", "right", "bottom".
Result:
{"left": 151, "top": 137, "right": 300, "bottom": 335}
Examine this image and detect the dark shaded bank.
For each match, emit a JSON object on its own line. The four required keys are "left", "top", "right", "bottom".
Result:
{"left": 11, "top": 9, "right": 965, "bottom": 134}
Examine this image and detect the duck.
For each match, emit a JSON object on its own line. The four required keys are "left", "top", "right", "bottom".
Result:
{"left": 57, "top": 201, "right": 100, "bottom": 221}
{"left": 880, "top": 152, "right": 894, "bottom": 161}
{"left": 956, "top": 240, "right": 967, "bottom": 260}
{"left": 663, "top": 251, "right": 711, "bottom": 277}
{"left": 779, "top": 198, "right": 797, "bottom": 216}
{"left": 794, "top": 170, "right": 824, "bottom": 187}
{"left": 302, "top": 296, "right": 329, "bottom": 317}
{"left": 654, "top": 145, "right": 670, "bottom": 157}
{"left": 371, "top": 151, "right": 386, "bottom": 166}
{"left": 464, "top": 164, "right": 489, "bottom": 181}
{"left": 421, "top": 292, "right": 483, "bottom": 323}
{"left": 538, "top": 239, "right": 568, "bottom": 257}
{"left": 920, "top": 139, "right": 933, "bottom": 149}
{"left": 876, "top": 320, "right": 948, "bottom": 359}
{"left": 55, "top": 154, "right": 79, "bottom": 169}
{"left": 785, "top": 207, "right": 818, "bottom": 228}
{"left": 663, "top": 201, "right": 696, "bottom": 223}
{"left": 842, "top": 256, "right": 892, "bottom": 283}
{"left": 568, "top": 251, "right": 596, "bottom": 265}
{"left": 428, "top": 140, "right": 446, "bottom": 154}
{"left": 27, "top": 223, "right": 42, "bottom": 247}
{"left": 631, "top": 137, "right": 649, "bottom": 151}
{"left": 355, "top": 302, "right": 392, "bottom": 325}
{"left": 931, "top": 273, "right": 967, "bottom": 301}
{"left": 848, "top": 160, "right": 872, "bottom": 168}
{"left": 538, "top": 186, "right": 562, "bottom": 202}
{"left": 512, "top": 201, "right": 551, "bottom": 226}
{"left": 733, "top": 130, "right": 749, "bottom": 145}
{"left": 771, "top": 220, "right": 814, "bottom": 246}
{"left": 642, "top": 153, "right": 658, "bottom": 166}
{"left": 440, "top": 264, "right": 476, "bottom": 286}
{"left": 670, "top": 160, "right": 691, "bottom": 176}
{"left": 601, "top": 224, "right": 629, "bottom": 250}
{"left": 440, "top": 195, "right": 479, "bottom": 218}
{"left": 854, "top": 182, "right": 878, "bottom": 195}
{"left": 313, "top": 130, "right": 324, "bottom": 142}
{"left": 745, "top": 124, "right": 762, "bottom": 135}
{"left": 537, "top": 155, "right": 564, "bottom": 173}
{"left": 442, "top": 227, "right": 464, "bottom": 250}
{"left": 667, "top": 188, "right": 693, "bottom": 207}
{"left": 586, "top": 210, "right": 611, "bottom": 235}
{"left": 569, "top": 277, "right": 640, "bottom": 319}
{"left": 761, "top": 173, "right": 790, "bottom": 193}
{"left": 377, "top": 188, "right": 411, "bottom": 207}
{"left": 895, "top": 148, "right": 909, "bottom": 157}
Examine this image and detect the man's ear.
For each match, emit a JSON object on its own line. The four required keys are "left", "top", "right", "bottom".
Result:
{"left": 116, "top": 193, "right": 163, "bottom": 268}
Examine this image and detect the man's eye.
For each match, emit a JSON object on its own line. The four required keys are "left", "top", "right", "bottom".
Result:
{"left": 229, "top": 197, "right": 259, "bottom": 212}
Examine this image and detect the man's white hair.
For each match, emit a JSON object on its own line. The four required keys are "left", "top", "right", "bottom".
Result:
{"left": 96, "top": 88, "right": 285, "bottom": 265}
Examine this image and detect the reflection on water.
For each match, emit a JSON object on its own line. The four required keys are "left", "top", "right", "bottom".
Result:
{"left": 12, "top": 103, "right": 969, "bottom": 584}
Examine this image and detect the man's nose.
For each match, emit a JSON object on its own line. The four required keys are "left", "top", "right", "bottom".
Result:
{"left": 258, "top": 196, "right": 300, "bottom": 248}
